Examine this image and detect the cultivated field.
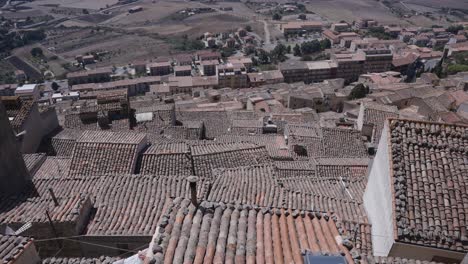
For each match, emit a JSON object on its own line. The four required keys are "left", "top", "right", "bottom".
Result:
{"left": 28, "top": 0, "right": 119, "bottom": 10}
{"left": 304, "top": 0, "right": 410, "bottom": 25}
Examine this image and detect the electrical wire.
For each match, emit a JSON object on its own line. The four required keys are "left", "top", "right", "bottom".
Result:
{"left": 63, "top": 238, "right": 142, "bottom": 254}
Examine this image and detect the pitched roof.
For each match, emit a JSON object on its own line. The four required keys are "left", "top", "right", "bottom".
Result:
{"left": 50, "top": 129, "right": 83, "bottom": 156}
{"left": 177, "top": 111, "right": 230, "bottom": 139}
{"left": 68, "top": 131, "right": 147, "bottom": 176}
{"left": 139, "top": 143, "right": 192, "bottom": 175}
{"left": 22, "top": 153, "right": 46, "bottom": 175}
{"left": 41, "top": 256, "right": 119, "bottom": 264}
{"left": 3, "top": 99, "right": 35, "bottom": 133}
{"left": 320, "top": 128, "right": 368, "bottom": 158}
{"left": 362, "top": 102, "right": 399, "bottom": 144}
{"left": 148, "top": 198, "right": 364, "bottom": 264}
{"left": 0, "top": 235, "right": 35, "bottom": 264}
{"left": 0, "top": 194, "right": 91, "bottom": 225}
{"left": 216, "top": 134, "right": 293, "bottom": 160}
{"left": 34, "top": 156, "right": 71, "bottom": 179}
{"left": 31, "top": 174, "right": 209, "bottom": 236}
{"left": 388, "top": 119, "right": 468, "bottom": 252}
{"left": 209, "top": 165, "right": 284, "bottom": 208}
{"left": 191, "top": 143, "right": 271, "bottom": 179}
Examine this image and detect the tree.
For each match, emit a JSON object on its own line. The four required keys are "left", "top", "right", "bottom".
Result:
{"left": 270, "top": 43, "right": 288, "bottom": 62}
{"left": 320, "top": 39, "right": 331, "bottom": 50}
{"left": 298, "top": 14, "right": 306, "bottom": 20}
{"left": 293, "top": 44, "right": 301, "bottom": 56}
{"left": 447, "top": 64, "right": 468, "bottom": 75}
{"left": 30, "top": 47, "right": 43, "bottom": 57}
{"left": 348, "top": 83, "right": 369, "bottom": 100}
{"left": 257, "top": 49, "right": 270, "bottom": 64}
{"left": 447, "top": 25, "right": 463, "bottom": 34}
{"left": 272, "top": 13, "right": 282, "bottom": 20}
{"left": 286, "top": 45, "right": 291, "bottom": 54}
{"left": 51, "top": 82, "right": 60, "bottom": 91}
{"left": 245, "top": 25, "right": 252, "bottom": 32}
{"left": 301, "top": 40, "right": 320, "bottom": 54}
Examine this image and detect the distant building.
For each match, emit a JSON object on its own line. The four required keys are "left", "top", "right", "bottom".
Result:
{"left": 0, "top": 84, "right": 18, "bottom": 97}
{"left": 128, "top": 5, "right": 143, "bottom": 13}
{"left": 217, "top": 62, "right": 248, "bottom": 88}
{"left": 174, "top": 65, "right": 192, "bottom": 77}
{"left": 14, "top": 84, "right": 40, "bottom": 101}
{"left": 331, "top": 22, "right": 350, "bottom": 32}
{"left": 247, "top": 70, "right": 284, "bottom": 87}
{"left": 148, "top": 61, "right": 172, "bottom": 76}
{"left": 281, "top": 21, "right": 322, "bottom": 34}
{"left": 67, "top": 67, "right": 112, "bottom": 86}
{"left": 201, "top": 60, "right": 219, "bottom": 76}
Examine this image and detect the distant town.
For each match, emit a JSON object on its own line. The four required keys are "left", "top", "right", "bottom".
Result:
{"left": 0, "top": 0, "right": 468, "bottom": 263}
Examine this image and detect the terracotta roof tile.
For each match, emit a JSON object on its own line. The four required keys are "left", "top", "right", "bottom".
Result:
{"left": 362, "top": 102, "right": 399, "bottom": 144}
{"left": 22, "top": 153, "right": 46, "bottom": 175}
{"left": 34, "top": 156, "right": 71, "bottom": 179}
{"left": 177, "top": 111, "right": 230, "bottom": 139}
{"left": 42, "top": 256, "right": 119, "bottom": 264}
{"left": 50, "top": 130, "right": 83, "bottom": 156}
{"left": 140, "top": 143, "right": 192, "bottom": 175}
{"left": 217, "top": 134, "right": 293, "bottom": 160}
{"left": 148, "top": 198, "right": 364, "bottom": 264}
{"left": 0, "top": 235, "right": 34, "bottom": 264}
{"left": 31, "top": 174, "right": 209, "bottom": 236}
{"left": 68, "top": 131, "right": 147, "bottom": 176}
{"left": 191, "top": 143, "right": 271, "bottom": 179}
{"left": 388, "top": 119, "right": 468, "bottom": 251}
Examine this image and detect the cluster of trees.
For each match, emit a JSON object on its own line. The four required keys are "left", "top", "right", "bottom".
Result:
{"left": 30, "top": 47, "right": 44, "bottom": 57}
{"left": 348, "top": 83, "right": 370, "bottom": 100}
{"left": 254, "top": 43, "right": 290, "bottom": 65}
{"left": 273, "top": 13, "right": 282, "bottom": 20}
{"left": 446, "top": 25, "right": 463, "bottom": 34}
{"left": 292, "top": 39, "right": 331, "bottom": 57}
{"left": 0, "top": 20, "right": 46, "bottom": 58}
{"left": 447, "top": 51, "right": 468, "bottom": 75}
{"left": 171, "top": 35, "right": 205, "bottom": 51}
{"left": 0, "top": 71, "right": 15, "bottom": 85}
{"left": 366, "top": 26, "right": 393, "bottom": 40}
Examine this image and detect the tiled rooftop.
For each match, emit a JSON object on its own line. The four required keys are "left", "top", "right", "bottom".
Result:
{"left": 191, "top": 143, "right": 271, "bottom": 179}
{"left": 0, "top": 235, "right": 34, "bottom": 264}
{"left": 42, "top": 256, "right": 119, "bottom": 264}
{"left": 3, "top": 98, "right": 34, "bottom": 133}
{"left": 139, "top": 143, "right": 192, "bottom": 175}
{"left": 23, "top": 153, "right": 46, "bottom": 175}
{"left": 50, "top": 129, "right": 83, "bottom": 156}
{"left": 362, "top": 102, "right": 399, "bottom": 144}
{"left": 148, "top": 198, "right": 363, "bottom": 264}
{"left": 31, "top": 174, "right": 209, "bottom": 236}
{"left": 33, "top": 156, "right": 71, "bottom": 179}
{"left": 177, "top": 111, "right": 230, "bottom": 139}
{"left": 217, "top": 134, "right": 293, "bottom": 160}
{"left": 68, "top": 131, "right": 147, "bottom": 176}
{"left": 0, "top": 194, "right": 90, "bottom": 224}
{"left": 209, "top": 165, "right": 283, "bottom": 208}
{"left": 388, "top": 119, "right": 468, "bottom": 251}
{"left": 319, "top": 128, "right": 368, "bottom": 158}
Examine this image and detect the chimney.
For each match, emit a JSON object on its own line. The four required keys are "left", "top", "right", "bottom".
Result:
{"left": 187, "top": 176, "right": 199, "bottom": 207}
{"left": 0, "top": 101, "right": 30, "bottom": 196}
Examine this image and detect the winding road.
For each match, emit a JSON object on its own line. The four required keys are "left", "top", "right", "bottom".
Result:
{"left": 260, "top": 20, "right": 271, "bottom": 45}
